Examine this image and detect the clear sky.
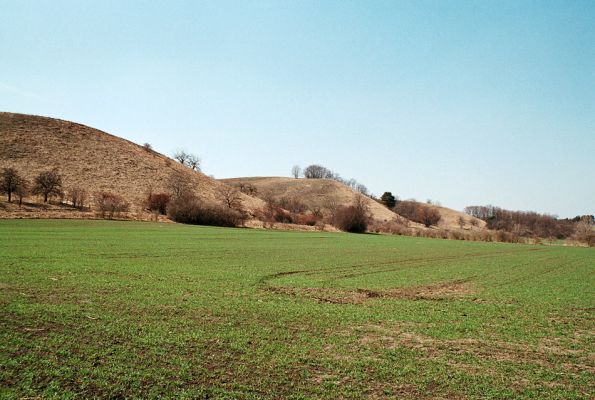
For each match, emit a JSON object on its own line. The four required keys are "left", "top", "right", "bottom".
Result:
{"left": 1, "top": 0, "right": 593, "bottom": 217}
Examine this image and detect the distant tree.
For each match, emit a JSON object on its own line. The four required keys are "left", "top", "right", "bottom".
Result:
{"left": 173, "top": 149, "right": 201, "bottom": 171}
{"left": 0, "top": 168, "right": 24, "bottom": 202}
{"left": 14, "top": 178, "right": 28, "bottom": 206}
{"left": 395, "top": 200, "right": 441, "bottom": 227}
{"left": 218, "top": 186, "right": 242, "bottom": 209}
{"left": 291, "top": 165, "right": 301, "bottom": 179}
{"left": 185, "top": 154, "right": 201, "bottom": 171}
{"left": 168, "top": 170, "right": 192, "bottom": 199}
{"left": 303, "top": 164, "right": 333, "bottom": 179}
{"left": 67, "top": 186, "right": 87, "bottom": 209}
{"left": 574, "top": 217, "right": 594, "bottom": 247}
{"left": 380, "top": 192, "right": 396, "bottom": 209}
{"left": 142, "top": 143, "right": 153, "bottom": 152}
{"left": 355, "top": 183, "right": 369, "bottom": 196}
{"left": 32, "top": 169, "right": 63, "bottom": 203}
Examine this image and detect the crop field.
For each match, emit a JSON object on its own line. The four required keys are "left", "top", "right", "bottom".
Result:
{"left": 1, "top": 220, "right": 593, "bottom": 399}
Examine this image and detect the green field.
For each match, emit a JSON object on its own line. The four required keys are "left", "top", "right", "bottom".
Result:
{"left": 1, "top": 220, "right": 593, "bottom": 399}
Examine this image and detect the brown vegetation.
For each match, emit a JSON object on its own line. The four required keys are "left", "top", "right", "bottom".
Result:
{"left": 333, "top": 195, "right": 370, "bottom": 233}
{"left": 167, "top": 193, "right": 246, "bottom": 227}
{"left": 0, "top": 112, "right": 264, "bottom": 216}
{"left": 94, "top": 192, "right": 130, "bottom": 219}
{"left": 32, "top": 169, "right": 63, "bottom": 203}
{"left": 395, "top": 201, "right": 441, "bottom": 227}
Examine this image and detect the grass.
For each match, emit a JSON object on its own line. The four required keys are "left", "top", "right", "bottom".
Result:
{"left": 1, "top": 219, "right": 593, "bottom": 399}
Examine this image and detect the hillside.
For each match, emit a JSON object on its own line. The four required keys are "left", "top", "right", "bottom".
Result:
{"left": 0, "top": 112, "right": 264, "bottom": 215}
{"left": 221, "top": 176, "right": 485, "bottom": 230}
{"left": 221, "top": 176, "right": 403, "bottom": 223}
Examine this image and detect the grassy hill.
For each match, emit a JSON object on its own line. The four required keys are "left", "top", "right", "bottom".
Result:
{"left": 0, "top": 112, "right": 264, "bottom": 215}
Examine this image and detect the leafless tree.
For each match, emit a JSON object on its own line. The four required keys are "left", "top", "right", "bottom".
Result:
{"left": 32, "top": 169, "right": 63, "bottom": 203}
{"left": 68, "top": 186, "right": 88, "bottom": 209}
{"left": 1, "top": 168, "right": 24, "bottom": 202}
{"left": 168, "top": 170, "right": 192, "bottom": 199}
{"left": 186, "top": 154, "right": 201, "bottom": 171}
{"left": 303, "top": 164, "right": 333, "bottom": 179}
{"left": 142, "top": 143, "right": 153, "bottom": 152}
{"left": 14, "top": 178, "right": 28, "bottom": 206}
{"left": 355, "top": 183, "right": 369, "bottom": 196}
{"left": 218, "top": 186, "right": 242, "bottom": 209}
{"left": 291, "top": 165, "right": 301, "bottom": 179}
{"left": 173, "top": 149, "right": 201, "bottom": 171}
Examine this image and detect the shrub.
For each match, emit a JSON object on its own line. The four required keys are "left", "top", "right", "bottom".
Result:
{"left": 394, "top": 200, "right": 441, "bottom": 227}
{"left": 145, "top": 192, "right": 171, "bottom": 215}
{"left": 167, "top": 195, "right": 246, "bottom": 227}
{"left": 95, "top": 192, "right": 130, "bottom": 219}
{"left": 333, "top": 196, "right": 370, "bottom": 233}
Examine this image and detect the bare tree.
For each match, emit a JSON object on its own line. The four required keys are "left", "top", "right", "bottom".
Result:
{"left": 186, "top": 154, "right": 201, "bottom": 171}
{"left": 68, "top": 186, "right": 87, "bottom": 209}
{"left": 355, "top": 183, "right": 369, "bottom": 196}
{"left": 173, "top": 149, "right": 189, "bottom": 165}
{"left": 1, "top": 168, "right": 24, "bottom": 202}
{"left": 173, "top": 149, "right": 201, "bottom": 171}
{"left": 32, "top": 169, "right": 63, "bottom": 203}
{"left": 168, "top": 170, "right": 192, "bottom": 199}
{"left": 142, "top": 143, "right": 153, "bottom": 152}
{"left": 218, "top": 186, "right": 242, "bottom": 209}
{"left": 303, "top": 164, "right": 333, "bottom": 179}
{"left": 14, "top": 178, "right": 28, "bottom": 206}
{"left": 291, "top": 165, "right": 301, "bottom": 179}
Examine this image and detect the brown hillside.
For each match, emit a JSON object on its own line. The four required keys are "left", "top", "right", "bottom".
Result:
{"left": 221, "top": 177, "right": 485, "bottom": 231}
{"left": 220, "top": 176, "right": 401, "bottom": 223}
{"left": 0, "top": 112, "right": 264, "bottom": 214}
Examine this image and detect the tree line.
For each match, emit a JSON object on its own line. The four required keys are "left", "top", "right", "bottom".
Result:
{"left": 464, "top": 204, "right": 593, "bottom": 244}
{"left": 291, "top": 164, "right": 370, "bottom": 196}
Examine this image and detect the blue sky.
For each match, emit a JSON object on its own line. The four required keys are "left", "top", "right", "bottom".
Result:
{"left": 1, "top": 0, "right": 593, "bottom": 217}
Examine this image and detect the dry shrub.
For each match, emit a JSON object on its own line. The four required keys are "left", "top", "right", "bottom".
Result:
{"left": 95, "top": 192, "right": 130, "bottom": 219}
{"left": 278, "top": 196, "right": 307, "bottom": 214}
{"left": 145, "top": 192, "right": 171, "bottom": 215}
{"left": 167, "top": 194, "right": 246, "bottom": 227}
{"left": 292, "top": 213, "right": 320, "bottom": 226}
{"left": 395, "top": 201, "right": 441, "bottom": 227}
{"left": 333, "top": 196, "right": 370, "bottom": 233}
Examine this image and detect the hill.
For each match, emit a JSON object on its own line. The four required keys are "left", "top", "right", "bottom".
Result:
{"left": 220, "top": 176, "right": 400, "bottom": 222}
{"left": 0, "top": 112, "right": 264, "bottom": 215}
{"left": 221, "top": 176, "right": 485, "bottom": 230}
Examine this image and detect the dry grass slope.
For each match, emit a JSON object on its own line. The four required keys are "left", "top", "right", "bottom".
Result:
{"left": 222, "top": 176, "right": 400, "bottom": 222}
{"left": 0, "top": 112, "right": 264, "bottom": 214}
{"left": 221, "top": 176, "right": 485, "bottom": 231}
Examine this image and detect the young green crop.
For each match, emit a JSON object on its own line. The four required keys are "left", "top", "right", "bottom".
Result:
{"left": 1, "top": 220, "right": 593, "bottom": 399}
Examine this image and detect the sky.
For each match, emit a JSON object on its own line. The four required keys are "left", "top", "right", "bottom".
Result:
{"left": 1, "top": 0, "right": 593, "bottom": 218}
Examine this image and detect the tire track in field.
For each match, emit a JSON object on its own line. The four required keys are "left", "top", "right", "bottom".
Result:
{"left": 259, "top": 247, "right": 548, "bottom": 290}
